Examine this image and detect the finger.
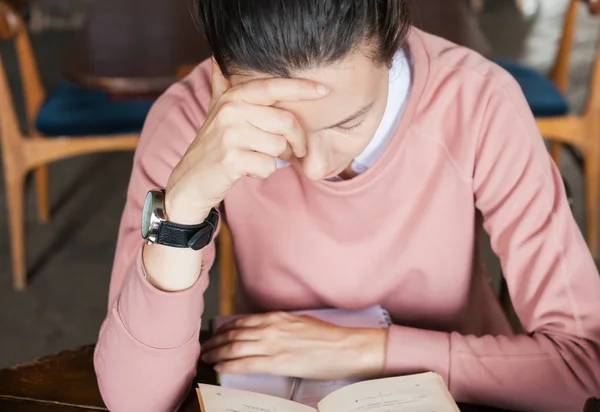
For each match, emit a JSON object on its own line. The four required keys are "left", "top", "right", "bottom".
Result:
{"left": 278, "top": 143, "right": 295, "bottom": 164}
{"left": 234, "top": 77, "right": 328, "bottom": 106}
{"left": 203, "top": 328, "right": 261, "bottom": 352}
{"left": 210, "top": 59, "right": 231, "bottom": 109}
{"left": 215, "top": 314, "right": 272, "bottom": 334}
{"left": 214, "top": 356, "right": 272, "bottom": 375}
{"left": 202, "top": 341, "right": 270, "bottom": 364}
{"left": 217, "top": 103, "right": 307, "bottom": 157}
{"left": 222, "top": 126, "right": 288, "bottom": 158}
{"left": 244, "top": 105, "right": 307, "bottom": 158}
{"left": 228, "top": 151, "right": 278, "bottom": 180}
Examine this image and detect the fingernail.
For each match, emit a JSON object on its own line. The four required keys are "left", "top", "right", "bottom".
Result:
{"left": 316, "top": 85, "right": 328, "bottom": 95}
{"left": 214, "top": 365, "right": 221, "bottom": 372}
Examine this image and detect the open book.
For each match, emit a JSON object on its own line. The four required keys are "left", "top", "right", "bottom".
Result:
{"left": 211, "top": 306, "right": 392, "bottom": 407}
{"left": 196, "top": 372, "right": 459, "bottom": 412}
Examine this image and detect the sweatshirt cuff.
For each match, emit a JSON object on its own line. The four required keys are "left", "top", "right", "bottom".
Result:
{"left": 384, "top": 324, "right": 451, "bottom": 386}
{"left": 117, "top": 243, "right": 209, "bottom": 349}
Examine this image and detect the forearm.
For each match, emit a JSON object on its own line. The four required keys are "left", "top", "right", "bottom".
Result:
{"left": 95, "top": 245, "right": 210, "bottom": 411}
{"left": 385, "top": 324, "right": 600, "bottom": 411}
{"left": 143, "top": 243, "right": 204, "bottom": 292}
{"left": 142, "top": 187, "right": 217, "bottom": 292}
{"left": 95, "top": 308, "right": 201, "bottom": 412}
{"left": 94, "top": 62, "right": 218, "bottom": 411}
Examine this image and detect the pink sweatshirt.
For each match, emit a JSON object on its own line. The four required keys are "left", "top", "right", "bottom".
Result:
{"left": 94, "top": 28, "right": 600, "bottom": 412}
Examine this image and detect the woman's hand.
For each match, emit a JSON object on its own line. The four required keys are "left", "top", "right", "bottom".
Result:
{"left": 143, "top": 62, "right": 327, "bottom": 292}
{"left": 165, "top": 61, "right": 329, "bottom": 225}
{"left": 201, "top": 311, "right": 387, "bottom": 380}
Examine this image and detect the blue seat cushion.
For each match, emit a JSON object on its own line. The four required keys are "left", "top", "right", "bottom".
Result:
{"left": 494, "top": 58, "right": 569, "bottom": 117}
{"left": 36, "top": 81, "right": 154, "bottom": 136}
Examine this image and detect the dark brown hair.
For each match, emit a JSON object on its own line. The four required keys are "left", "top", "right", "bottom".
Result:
{"left": 193, "top": 0, "right": 413, "bottom": 77}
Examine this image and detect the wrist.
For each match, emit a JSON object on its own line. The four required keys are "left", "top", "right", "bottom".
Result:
{"left": 142, "top": 242, "right": 202, "bottom": 292}
{"left": 344, "top": 328, "right": 387, "bottom": 378}
{"left": 164, "top": 190, "right": 212, "bottom": 225}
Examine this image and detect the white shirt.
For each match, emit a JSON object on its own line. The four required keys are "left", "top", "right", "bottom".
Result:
{"left": 275, "top": 48, "right": 412, "bottom": 178}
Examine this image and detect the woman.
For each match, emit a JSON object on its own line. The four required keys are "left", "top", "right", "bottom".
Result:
{"left": 94, "top": 1, "right": 600, "bottom": 411}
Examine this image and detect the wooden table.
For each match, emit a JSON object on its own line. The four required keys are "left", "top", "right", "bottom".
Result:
{"left": 0, "top": 344, "right": 210, "bottom": 412}
{"left": 64, "top": 0, "right": 490, "bottom": 96}
{"left": 0, "top": 339, "right": 517, "bottom": 412}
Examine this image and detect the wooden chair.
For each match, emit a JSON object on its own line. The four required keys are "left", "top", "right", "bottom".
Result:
{"left": 217, "top": 220, "right": 237, "bottom": 316}
{"left": 494, "top": 0, "right": 580, "bottom": 166}
{"left": 0, "top": 1, "right": 151, "bottom": 290}
{"left": 535, "top": 0, "right": 600, "bottom": 256}
{"left": 493, "top": 0, "right": 600, "bottom": 256}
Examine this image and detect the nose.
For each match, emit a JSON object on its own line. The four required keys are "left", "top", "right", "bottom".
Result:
{"left": 298, "top": 134, "right": 328, "bottom": 180}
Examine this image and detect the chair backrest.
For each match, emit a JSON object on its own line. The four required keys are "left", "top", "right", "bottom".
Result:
{"left": 0, "top": 2, "right": 24, "bottom": 157}
{"left": 0, "top": 1, "right": 46, "bottom": 137}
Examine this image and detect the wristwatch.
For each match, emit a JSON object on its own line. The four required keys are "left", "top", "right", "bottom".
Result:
{"left": 141, "top": 190, "right": 219, "bottom": 251}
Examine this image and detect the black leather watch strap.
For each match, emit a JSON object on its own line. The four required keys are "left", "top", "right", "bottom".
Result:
{"left": 155, "top": 208, "right": 219, "bottom": 250}
{"left": 188, "top": 208, "right": 219, "bottom": 250}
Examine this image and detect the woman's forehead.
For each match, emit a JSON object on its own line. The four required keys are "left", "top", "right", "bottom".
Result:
{"left": 229, "top": 54, "right": 388, "bottom": 131}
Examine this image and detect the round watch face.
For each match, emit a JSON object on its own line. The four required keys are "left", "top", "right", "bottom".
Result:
{"left": 141, "top": 191, "right": 153, "bottom": 239}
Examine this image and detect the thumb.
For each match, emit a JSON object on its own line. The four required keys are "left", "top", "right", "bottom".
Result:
{"left": 209, "top": 58, "right": 231, "bottom": 111}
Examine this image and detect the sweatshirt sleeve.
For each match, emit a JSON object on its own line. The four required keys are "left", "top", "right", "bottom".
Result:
{"left": 383, "top": 73, "right": 600, "bottom": 411}
{"left": 93, "top": 61, "right": 217, "bottom": 412}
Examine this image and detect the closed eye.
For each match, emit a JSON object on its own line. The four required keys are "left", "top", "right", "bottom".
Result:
{"left": 337, "top": 120, "right": 365, "bottom": 131}
{"left": 322, "top": 101, "right": 374, "bottom": 130}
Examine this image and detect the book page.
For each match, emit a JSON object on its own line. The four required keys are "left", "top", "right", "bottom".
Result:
{"left": 292, "top": 378, "right": 360, "bottom": 407}
{"left": 197, "top": 384, "right": 316, "bottom": 412}
{"left": 317, "top": 373, "right": 460, "bottom": 412}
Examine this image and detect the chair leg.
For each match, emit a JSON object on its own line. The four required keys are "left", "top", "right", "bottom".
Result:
{"left": 34, "top": 165, "right": 50, "bottom": 223}
{"left": 550, "top": 142, "right": 562, "bottom": 169}
{"left": 585, "top": 141, "right": 599, "bottom": 258}
{"left": 6, "top": 172, "right": 27, "bottom": 290}
{"left": 218, "top": 222, "right": 237, "bottom": 316}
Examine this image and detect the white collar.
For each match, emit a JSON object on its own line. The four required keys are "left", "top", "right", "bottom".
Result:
{"left": 350, "top": 49, "right": 411, "bottom": 174}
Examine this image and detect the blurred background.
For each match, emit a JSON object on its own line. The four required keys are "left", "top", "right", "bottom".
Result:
{"left": 0, "top": 0, "right": 599, "bottom": 369}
